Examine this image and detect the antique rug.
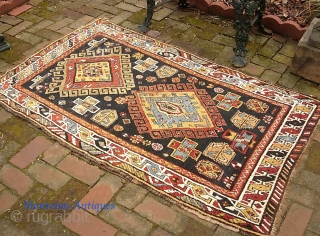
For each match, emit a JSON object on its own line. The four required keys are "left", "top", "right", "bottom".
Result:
{"left": 1, "top": 19, "right": 319, "bottom": 236}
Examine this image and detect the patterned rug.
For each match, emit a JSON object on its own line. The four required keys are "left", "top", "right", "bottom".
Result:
{"left": 1, "top": 19, "right": 319, "bottom": 236}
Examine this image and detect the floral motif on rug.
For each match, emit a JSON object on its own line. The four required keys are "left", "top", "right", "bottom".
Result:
{"left": 1, "top": 19, "right": 319, "bottom": 236}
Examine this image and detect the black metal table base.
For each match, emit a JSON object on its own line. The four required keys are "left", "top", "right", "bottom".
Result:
{"left": 137, "top": 0, "right": 189, "bottom": 33}
{"left": 0, "top": 34, "right": 10, "bottom": 53}
{"left": 231, "top": 0, "right": 271, "bottom": 67}
{"left": 138, "top": 0, "right": 271, "bottom": 68}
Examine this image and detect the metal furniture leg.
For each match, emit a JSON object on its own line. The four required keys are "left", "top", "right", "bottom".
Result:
{"left": 0, "top": 34, "right": 10, "bottom": 53}
{"left": 178, "top": 0, "right": 189, "bottom": 8}
{"left": 137, "top": 0, "right": 155, "bottom": 33}
{"left": 137, "top": 0, "right": 189, "bottom": 33}
{"left": 231, "top": 0, "right": 271, "bottom": 68}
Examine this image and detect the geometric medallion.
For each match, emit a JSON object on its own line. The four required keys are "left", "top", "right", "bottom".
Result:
{"left": 72, "top": 96, "right": 100, "bottom": 115}
{"left": 196, "top": 160, "right": 224, "bottom": 180}
{"left": 213, "top": 92, "right": 243, "bottom": 111}
{"left": 167, "top": 138, "right": 201, "bottom": 162}
{"left": 140, "top": 91, "right": 214, "bottom": 129}
{"left": 75, "top": 62, "right": 112, "bottom": 82}
{"left": 133, "top": 57, "right": 158, "bottom": 73}
{"left": 231, "top": 111, "right": 260, "bottom": 129}
{"left": 155, "top": 65, "right": 178, "bottom": 78}
{"left": 46, "top": 47, "right": 135, "bottom": 97}
{"left": 127, "top": 83, "right": 226, "bottom": 139}
{"left": 91, "top": 109, "right": 118, "bottom": 128}
{"left": 246, "top": 99, "right": 269, "bottom": 113}
{"left": 222, "top": 129, "right": 257, "bottom": 154}
{"left": 203, "top": 142, "right": 236, "bottom": 165}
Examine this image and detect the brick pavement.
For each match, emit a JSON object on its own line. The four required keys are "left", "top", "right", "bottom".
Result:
{"left": 0, "top": 0, "right": 320, "bottom": 235}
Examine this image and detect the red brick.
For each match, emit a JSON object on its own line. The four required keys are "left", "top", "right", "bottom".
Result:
{"left": 68, "top": 16, "right": 94, "bottom": 29}
{"left": 62, "top": 208, "right": 118, "bottom": 236}
{"left": 114, "top": 232, "right": 128, "bottom": 236}
{"left": 60, "top": 8, "right": 84, "bottom": 20}
{"left": 0, "top": 23, "right": 12, "bottom": 33}
{"left": 146, "top": 30, "right": 161, "bottom": 38}
{"left": 239, "top": 62, "right": 265, "bottom": 77}
{"left": 0, "top": 218, "right": 30, "bottom": 236}
{"left": 0, "top": 15, "right": 23, "bottom": 25}
{"left": 0, "top": 164, "right": 34, "bottom": 196}
{"left": 135, "top": 196, "right": 176, "bottom": 223}
{"left": 312, "top": 127, "right": 320, "bottom": 142}
{"left": 26, "top": 19, "right": 54, "bottom": 34}
{"left": 151, "top": 227, "right": 173, "bottom": 236}
{"left": 57, "top": 27, "right": 74, "bottom": 35}
{"left": 57, "top": 154, "right": 104, "bottom": 186}
{"left": 277, "top": 203, "right": 313, "bottom": 236}
{"left": 8, "top": 4, "right": 32, "bottom": 16}
{"left": 0, "top": 108, "right": 12, "bottom": 123}
{"left": 115, "top": 2, "right": 142, "bottom": 12}
{"left": 80, "top": 173, "right": 123, "bottom": 214}
{"left": 307, "top": 205, "right": 320, "bottom": 234}
{"left": 27, "top": 161, "right": 71, "bottom": 190}
{"left": 10, "top": 136, "right": 52, "bottom": 169}
{"left": 0, "top": 190, "right": 19, "bottom": 214}
{"left": 153, "top": 8, "right": 174, "bottom": 21}
{"left": 99, "top": 204, "right": 153, "bottom": 236}
{"left": 171, "top": 205, "right": 217, "bottom": 231}
{"left": 42, "top": 142, "right": 70, "bottom": 165}
{"left": 134, "top": 196, "right": 188, "bottom": 233}
{"left": 76, "top": 5, "right": 103, "bottom": 17}
{"left": 5, "top": 21, "right": 33, "bottom": 36}
{"left": 0, "top": 183, "right": 5, "bottom": 192}
{"left": 110, "top": 12, "right": 133, "bottom": 25}
{"left": 47, "top": 19, "right": 74, "bottom": 31}
{"left": 116, "top": 183, "right": 148, "bottom": 209}
{"left": 136, "top": 0, "right": 147, "bottom": 8}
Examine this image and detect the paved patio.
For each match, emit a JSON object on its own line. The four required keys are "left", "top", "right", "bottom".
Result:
{"left": 0, "top": 0, "right": 320, "bottom": 235}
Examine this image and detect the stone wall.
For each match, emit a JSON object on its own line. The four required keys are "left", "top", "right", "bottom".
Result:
{"left": 291, "top": 18, "right": 320, "bottom": 84}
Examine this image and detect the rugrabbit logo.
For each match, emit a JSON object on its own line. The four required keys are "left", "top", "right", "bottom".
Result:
{"left": 10, "top": 200, "right": 115, "bottom": 225}
{"left": 11, "top": 209, "right": 89, "bottom": 225}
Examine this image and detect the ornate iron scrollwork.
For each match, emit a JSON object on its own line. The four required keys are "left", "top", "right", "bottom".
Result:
{"left": 231, "top": 0, "right": 271, "bottom": 67}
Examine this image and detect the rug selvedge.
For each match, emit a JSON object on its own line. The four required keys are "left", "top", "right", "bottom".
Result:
{"left": 1, "top": 19, "right": 319, "bottom": 236}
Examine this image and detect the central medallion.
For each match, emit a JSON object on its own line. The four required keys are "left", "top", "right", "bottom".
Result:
{"left": 127, "top": 83, "right": 226, "bottom": 139}
{"left": 155, "top": 101, "right": 183, "bottom": 115}
{"left": 45, "top": 46, "right": 135, "bottom": 97}
{"left": 75, "top": 61, "right": 112, "bottom": 82}
{"left": 140, "top": 91, "right": 214, "bottom": 129}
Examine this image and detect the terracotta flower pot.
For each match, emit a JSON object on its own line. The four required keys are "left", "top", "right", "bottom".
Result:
{"left": 0, "top": 0, "right": 29, "bottom": 15}
{"left": 187, "top": 0, "right": 307, "bottom": 40}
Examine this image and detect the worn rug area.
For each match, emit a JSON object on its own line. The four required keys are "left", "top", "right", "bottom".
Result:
{"left": 1, "top": 19, "right": 319, "bottom": 236}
